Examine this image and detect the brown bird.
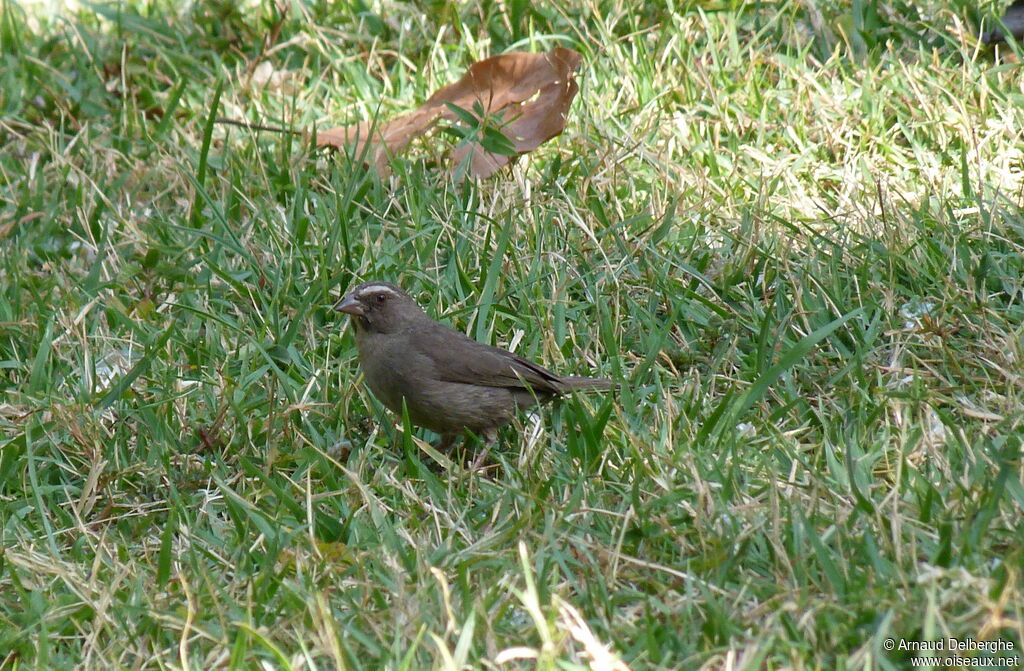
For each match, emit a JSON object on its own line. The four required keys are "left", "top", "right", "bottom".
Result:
{"left": 334, "top": 281, "right": 611, "bottom": 450}
{"left": 984, "top": 0, "right": 1024, "bottom": 43}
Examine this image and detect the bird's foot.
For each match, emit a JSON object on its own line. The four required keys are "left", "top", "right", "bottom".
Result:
{"left": 433, "top": 429, "right": 498, "bottom": 472}
{"left": 466, "top": 428, "right": 498, "bottom": 471}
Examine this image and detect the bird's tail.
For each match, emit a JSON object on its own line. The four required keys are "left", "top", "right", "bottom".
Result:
{"left": 558, "top": 375, "right": 614, "bottom": 392}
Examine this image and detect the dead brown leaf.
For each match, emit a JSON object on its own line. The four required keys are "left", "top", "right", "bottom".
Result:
{"left": 317, "top": 47, "right": 582, "bottom": 178}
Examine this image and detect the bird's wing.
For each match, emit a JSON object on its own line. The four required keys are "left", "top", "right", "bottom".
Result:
{"left": 409, "top": 321, "right": 566, "bottom": 393}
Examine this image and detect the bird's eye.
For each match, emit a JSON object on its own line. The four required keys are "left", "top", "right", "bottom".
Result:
{"left": 376, "top": 293, "right": 387, "bottom": 303}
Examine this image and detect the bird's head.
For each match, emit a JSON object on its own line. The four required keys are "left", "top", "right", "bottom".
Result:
{"left": 334, "top": 281, "right": 424, "bottom": 334}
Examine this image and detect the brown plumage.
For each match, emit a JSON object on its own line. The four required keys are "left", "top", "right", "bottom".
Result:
{"left": 984, "top": 0, "right": 1024, "bottom": 43}
{"left": 334, "top": 281, "right": 611, "bottom": 448}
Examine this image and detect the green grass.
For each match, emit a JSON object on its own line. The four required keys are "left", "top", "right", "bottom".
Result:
{"left": 2, "top": 0, "right": 1023, "bottom": 669}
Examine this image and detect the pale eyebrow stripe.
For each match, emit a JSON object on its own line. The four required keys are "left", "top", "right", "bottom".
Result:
{"left": 357, "top": 284, "right": 399, "bottom": 297}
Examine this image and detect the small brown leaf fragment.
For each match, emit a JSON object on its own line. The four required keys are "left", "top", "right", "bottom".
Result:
{"left": 317, "top": 47, "right": 582, "bottom": 177}
{"left": 317, "top": 107, "right": 438, "bottom": 174}
{"left": 454, "top": 62, "right": 580, "bottom": 178}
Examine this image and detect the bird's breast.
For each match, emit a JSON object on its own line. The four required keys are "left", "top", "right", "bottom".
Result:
{"left": 355, "top": 331, "right": 421, "bottom": 410}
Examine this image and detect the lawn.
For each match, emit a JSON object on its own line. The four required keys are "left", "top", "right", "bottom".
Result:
{"left": 1, "top": 1, "right": 1023, "bottom": 669}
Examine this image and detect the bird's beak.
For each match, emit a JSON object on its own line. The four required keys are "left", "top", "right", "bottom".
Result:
{"left": 333, "top": 293, "right": 364, "bottom": 316}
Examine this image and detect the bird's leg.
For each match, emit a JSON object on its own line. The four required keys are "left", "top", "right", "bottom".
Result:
{"left": 468, "top": 428, "right": 498, "bottom": 471}
{"left": 437, "top": 433, "right": 459, "bottom": 451}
